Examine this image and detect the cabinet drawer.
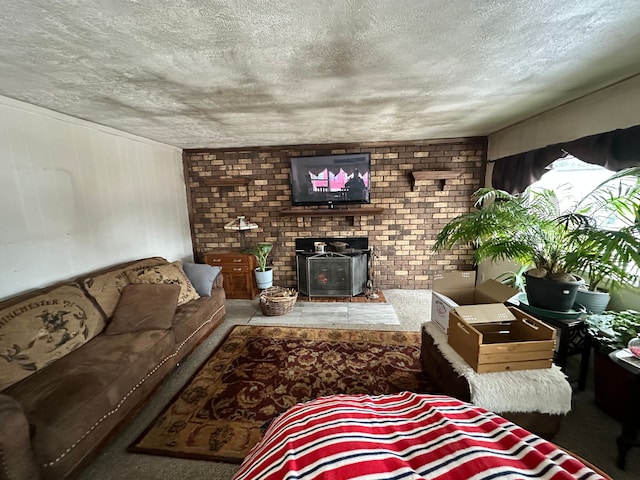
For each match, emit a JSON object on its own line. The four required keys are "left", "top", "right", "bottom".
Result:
{"left": 220, "top": 264, "right": 252, "bottom": 274}
{"left": 205, "top": 254, "right": 251, "bottom": 266}
{"left": 204, "top": 256, "right": 224, "bottom": 265}
{"left": 225, "top": 256, "right": 251, "bottom": 265}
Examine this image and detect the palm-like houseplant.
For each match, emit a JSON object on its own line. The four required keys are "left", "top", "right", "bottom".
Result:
{"left": 433, "top": 166, "right": 640, "bottom": 312}
{"left": 562, "top": 167, "right": 640, "bottom": 311}
{"left": 433, "top": 186, "right": 584, "bottom": 311}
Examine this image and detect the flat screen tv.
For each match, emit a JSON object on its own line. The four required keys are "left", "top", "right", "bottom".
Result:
{"left": 290, "top": 153, "right": 371, "bottom": 207}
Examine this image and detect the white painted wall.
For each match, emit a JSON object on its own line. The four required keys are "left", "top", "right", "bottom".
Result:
{"left": 0, "top": 96, "right": 193, "bottom": 300}
{"left": 487, "top": 74, "right": 640, "bottom": 161}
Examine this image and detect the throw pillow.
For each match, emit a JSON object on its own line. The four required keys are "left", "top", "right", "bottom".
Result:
{"left": 125, "top": 261, "right": 200, "bottom": 306}
{"left": 82, "top": 257, "right": 168, "bottom": 318}
{"left": 105, "top": 283, "right": 180, "bottom": 335}
{"left": 0, "top": 284, "right": 106, "bottom": 391}
{"left": 182, "top": 263, "right": 222, "bottom": 297}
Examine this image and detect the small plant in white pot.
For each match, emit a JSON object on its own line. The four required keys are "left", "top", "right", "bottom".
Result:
{"left": 247, "top": 243, "right": 273, "bottom": 289}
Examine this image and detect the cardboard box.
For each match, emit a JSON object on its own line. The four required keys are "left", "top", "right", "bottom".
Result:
{"left": 447, "top": 305, "right": 556, "bottom": 373}
{"left": 431, "top": 271, "right": 519, "bottom": 334}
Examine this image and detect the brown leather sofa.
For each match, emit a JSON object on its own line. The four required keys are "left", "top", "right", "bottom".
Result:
{"left": 0, "top": 257, "right": 226, "bottom": 480}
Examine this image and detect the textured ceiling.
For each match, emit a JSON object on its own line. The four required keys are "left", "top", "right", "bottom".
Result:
{"left": 2, "top": 1, "right": 640, "bottom": 149}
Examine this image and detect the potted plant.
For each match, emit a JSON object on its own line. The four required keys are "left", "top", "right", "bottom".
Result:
{"left": 433, "top": 187, "right": 584, "bottom": 311}
{"left": 584, "top": 310, "right": 640, "bottom": 420}
{"left": 246, "top": 242, "right": 274, "bottom": 289}
{"left": 433, "top": 167, "right": 640, "bottom": 313}
{"left": 562, "top": 167, "right": 640, "bottom": 313}
{"left": 585, "top": 310, "right": 640, "bottom": 352}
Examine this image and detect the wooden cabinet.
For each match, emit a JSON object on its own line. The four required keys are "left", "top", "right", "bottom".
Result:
{"left": 203, "top": 249, "right": 259, "bottom": 299}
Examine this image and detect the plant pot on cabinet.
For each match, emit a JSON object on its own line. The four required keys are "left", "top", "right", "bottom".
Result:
{"left": 255, "top": 268, "right": 273, "bottom": 289}
{"left": 523, "top": 272, "right": 584, "bottom": 312}
{"left": 574, "top": 288, "right": 610, "bottom": 314}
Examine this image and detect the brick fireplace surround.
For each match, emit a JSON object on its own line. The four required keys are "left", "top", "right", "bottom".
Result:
{"left": 184, "top": 137, "right": 485, "bottom": 291}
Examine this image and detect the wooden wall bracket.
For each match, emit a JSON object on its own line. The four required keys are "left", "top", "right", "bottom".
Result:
{"left": 410, "top": 170, "right": 462, "bottom": 191}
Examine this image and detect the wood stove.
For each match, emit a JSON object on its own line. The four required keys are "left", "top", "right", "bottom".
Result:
{"left": 295, "top": 237, "right": 369, "bottom": 298}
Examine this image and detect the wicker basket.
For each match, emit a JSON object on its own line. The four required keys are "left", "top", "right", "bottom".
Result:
{"left": 259, "top": 286, "right": 298, "bottom": 316}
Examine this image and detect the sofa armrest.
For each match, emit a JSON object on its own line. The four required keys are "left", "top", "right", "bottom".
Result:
{"left": 0, "top": 394, "right": 40, "bottom": 480}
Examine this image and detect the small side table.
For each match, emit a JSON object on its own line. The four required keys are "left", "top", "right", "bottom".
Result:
{"left": 536, "top": 315, "right": 590, "bottom": 390}
{"left": 608, "top": 350, "right": 640, "bottom": 469}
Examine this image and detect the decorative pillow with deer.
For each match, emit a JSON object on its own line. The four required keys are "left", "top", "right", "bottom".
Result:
{"left": 0, "top": 284, "right": 106, "bottom": 391}
{"left": 125, "top": 261, "right": 200, "bottom": 306}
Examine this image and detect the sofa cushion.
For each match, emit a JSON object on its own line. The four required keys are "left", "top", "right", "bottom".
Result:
{"left": 172, "top": 290, "right": 225, "bottom": 346}
{"left": 5, "top": 329, "right": 176, "bottom": 471}
{"left": 182, "top": 262, "right": 222, "bottom": 297}
{"left": 0, "top": 284, "right": 106, "bottom": 392}
{"left": 0, "top": 394, "right": 41, "bottom": 480}
{"left": 126, "top": 261, "right": 199, "bottom": 306}
{"left": 105, "top": 283, "right": 180, "bottom": 335}
{"left": 82, "top": 257, "right": 168, "bottom": 318}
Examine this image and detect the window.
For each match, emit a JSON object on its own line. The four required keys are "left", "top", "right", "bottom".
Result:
{"left": 527, "top": 155, "right": 639, "bottom": 282}
{"left": 528, "top": 155, "right": 609, "bottom": 208}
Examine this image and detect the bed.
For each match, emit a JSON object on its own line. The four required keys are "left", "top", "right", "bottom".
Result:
{"left": 232, "top": 392, "right": 610, "bottom": 480}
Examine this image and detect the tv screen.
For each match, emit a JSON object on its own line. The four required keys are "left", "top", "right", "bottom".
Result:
{"left": 290, "top": 153, "right": 371, "bottom": 207}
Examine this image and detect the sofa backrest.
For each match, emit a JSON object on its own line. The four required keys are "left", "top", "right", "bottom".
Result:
{"left": 0, "top": 256, "right": 170, "bottom": 392}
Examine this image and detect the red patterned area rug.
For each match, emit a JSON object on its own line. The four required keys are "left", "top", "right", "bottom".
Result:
{"left": 130, "top": 325, "right": 432, "bottom": 463}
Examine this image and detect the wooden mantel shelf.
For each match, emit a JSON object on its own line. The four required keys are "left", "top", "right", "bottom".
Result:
{"left": 203, "top": 177, "right": 251, "bottom": 186}
{"left": 279, "top": 206, "right": 384, "bottom": 226}
{"left": 279, "top": 207, "right": 384, "bottom": 217}
{"left": 410, "top": 170, "right": 462, "bottom": 191}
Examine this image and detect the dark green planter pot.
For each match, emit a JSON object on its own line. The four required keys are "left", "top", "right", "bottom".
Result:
{"left": 523, "top": 272, "right": 585, "bottom": 312}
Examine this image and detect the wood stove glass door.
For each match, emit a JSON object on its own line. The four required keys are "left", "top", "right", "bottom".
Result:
{"left": 308, "top": 256, "right": 351, "bottom": 296}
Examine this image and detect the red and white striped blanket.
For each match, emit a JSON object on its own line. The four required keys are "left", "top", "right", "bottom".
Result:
{"left": 233, "top": 392, "right": 607, "bottom": 480}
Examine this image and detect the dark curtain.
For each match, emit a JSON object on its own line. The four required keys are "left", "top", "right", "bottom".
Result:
{"left": 491, "top": 124, "right": 640, "bottom": 193}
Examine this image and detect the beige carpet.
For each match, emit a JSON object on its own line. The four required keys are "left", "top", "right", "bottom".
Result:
{"left": 76, "top": 290, "right": 639, "bottom": 480}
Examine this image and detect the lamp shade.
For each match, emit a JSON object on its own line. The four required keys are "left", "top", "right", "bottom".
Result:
{"left": 224, "top": 216, "right": 258, "bottom": 247}
{"left": 224, "top": 216, "right": 258, "bottom": 231}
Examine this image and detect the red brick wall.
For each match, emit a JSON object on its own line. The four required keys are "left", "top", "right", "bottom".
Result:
{"left": 184, "top": 137, "right": 486, "bottom": 290}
